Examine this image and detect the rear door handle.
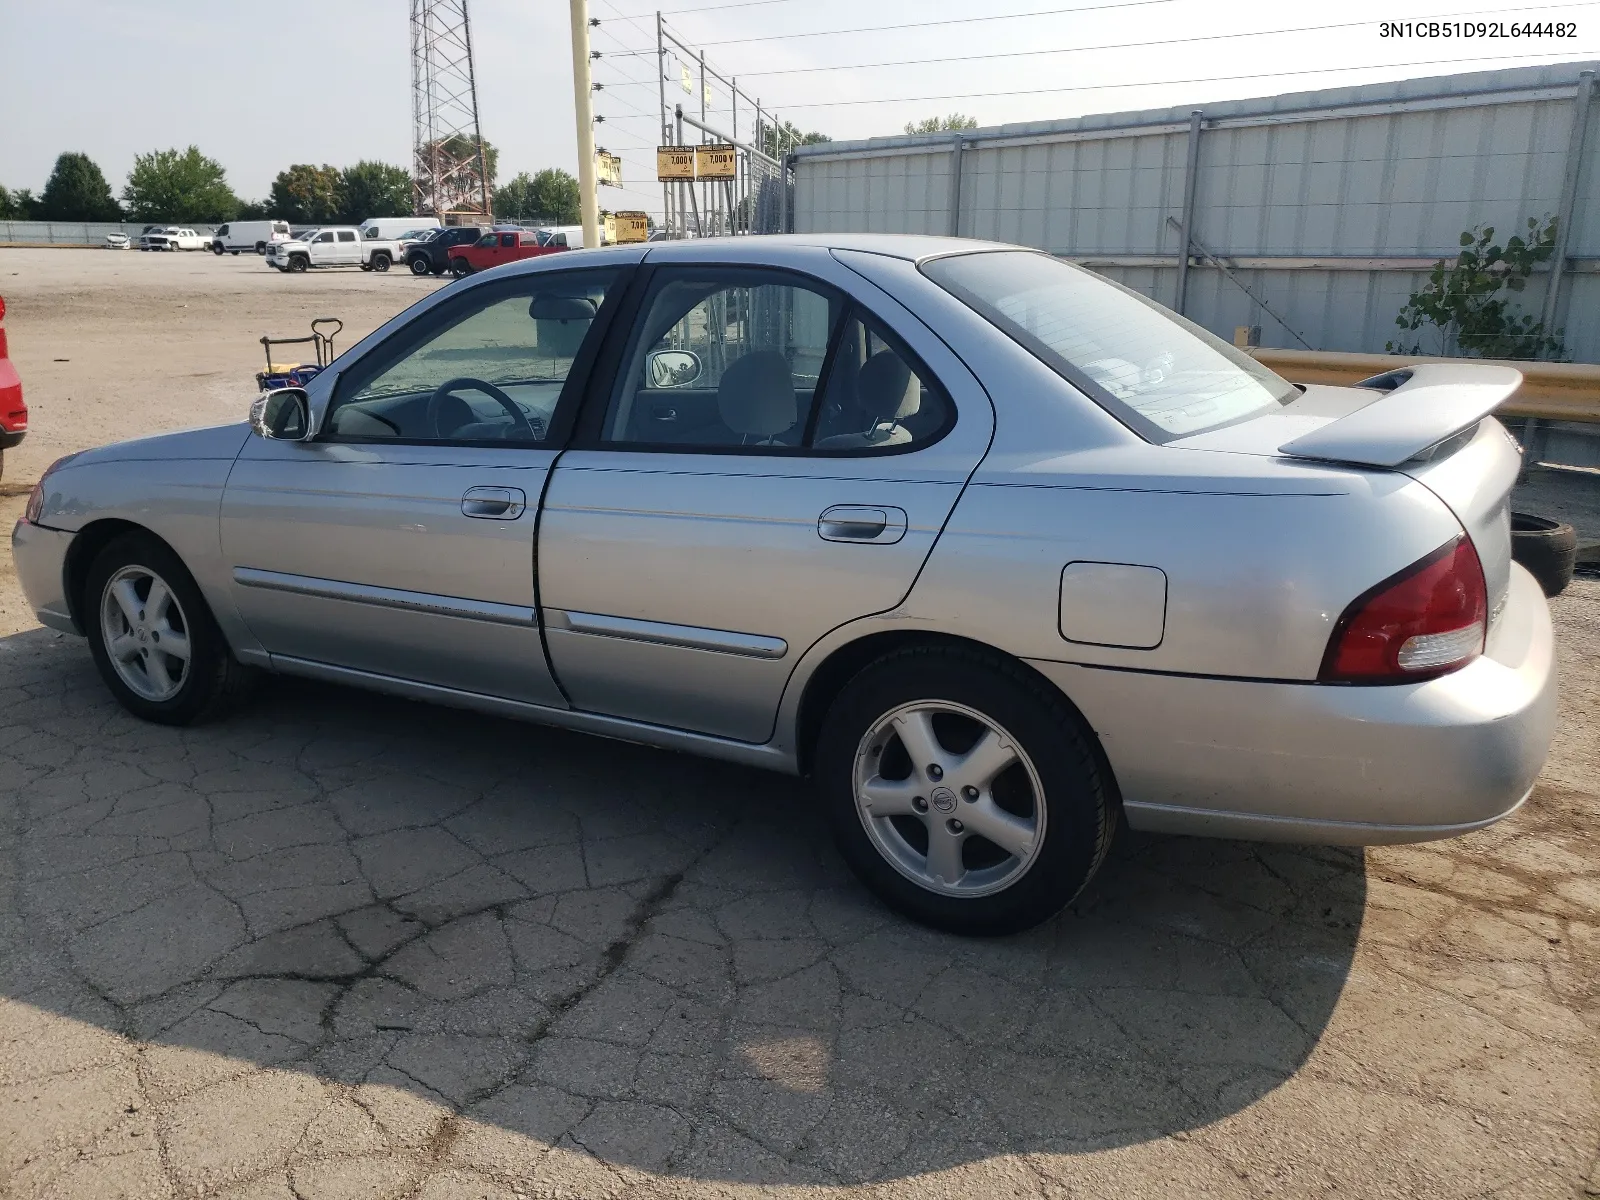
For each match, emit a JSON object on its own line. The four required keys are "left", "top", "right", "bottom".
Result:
{"left": 818, "top": 505, "right": 908, "bottom": 544}
{"left": 461, "top": 486, "right": 526, "bottom": 520}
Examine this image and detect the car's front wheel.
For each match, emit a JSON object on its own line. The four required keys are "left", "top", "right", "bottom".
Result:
{"left": 288, "top": 255, "right": 308, "bottom": 273}
{"left": 84, "top": 533, "right": 257, "bottom": 725}
{"left": 816, "top": 645, "right": 1116, "bottom": 936}
{"left": 409, "top": 255, "right": 431, "bottom": 276}
{"left": 450, "top": 257, "right": 471, "bottom": 277}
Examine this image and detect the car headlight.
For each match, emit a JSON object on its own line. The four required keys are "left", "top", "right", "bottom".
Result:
{"left": 24, "top": 452, "right": 83, "bottom": 524}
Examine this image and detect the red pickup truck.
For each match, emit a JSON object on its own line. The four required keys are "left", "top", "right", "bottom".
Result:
{"left": 448, "top": 230, "right": 568, "bottom": 277}
{"left": 0, "top": 296, "right": 26, "bottom": 480}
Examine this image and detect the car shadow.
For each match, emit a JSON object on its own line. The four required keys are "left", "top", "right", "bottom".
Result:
{"left": 0, "top": 626, "right": 1365, "bottom": 1188}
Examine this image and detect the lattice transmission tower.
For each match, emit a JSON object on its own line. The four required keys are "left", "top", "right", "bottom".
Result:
{"left": 411, "top": 0, "right": 492, "bottom": 220}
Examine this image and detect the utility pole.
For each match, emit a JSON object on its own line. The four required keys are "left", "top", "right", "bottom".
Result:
{"left": 569, "top": 0, "right": 601, "bottom": 249}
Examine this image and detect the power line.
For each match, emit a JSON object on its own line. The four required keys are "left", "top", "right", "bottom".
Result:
{"left": 768, "top": 50, "right": 1598, "bottom": 109}
{"left": 660, "top": 0, "right": 802, "bottom": 13}
{"left": 687, "top": 0, "right": 1180, "bottom": 49}
{"left": 737, "top": 1, "right": 1600, "bottom": 77}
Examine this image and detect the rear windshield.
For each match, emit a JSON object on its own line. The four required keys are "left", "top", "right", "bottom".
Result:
{"left": 922, "top": 250, "right": 1296, "bottom": 441}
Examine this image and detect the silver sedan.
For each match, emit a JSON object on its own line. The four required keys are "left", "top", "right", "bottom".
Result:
{"left": 12, "top": 235, "right": 1556, "bottom": 934}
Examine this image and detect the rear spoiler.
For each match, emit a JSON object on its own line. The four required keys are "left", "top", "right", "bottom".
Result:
{"left": 1279, "top": 363, "right": 1522, "bottom": 468}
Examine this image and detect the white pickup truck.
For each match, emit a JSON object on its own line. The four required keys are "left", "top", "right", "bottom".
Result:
{"left": 140, "top": 226, "right": 209, "bottom": 251}
{"left": 265, "top": 226, "right": 402, "bottom": 273}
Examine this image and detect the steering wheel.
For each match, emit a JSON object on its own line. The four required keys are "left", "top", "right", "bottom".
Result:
{"left": 426, "top": 377, "right": 536, "bottom": 440}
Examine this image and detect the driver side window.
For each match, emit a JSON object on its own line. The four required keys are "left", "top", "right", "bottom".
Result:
{"left": 325, "top": 269, "right": 619, "bottom": 444}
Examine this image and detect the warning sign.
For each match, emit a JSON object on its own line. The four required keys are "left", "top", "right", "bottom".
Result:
{"left": 656, "top": 145, "right": 696, "bottom": 181}
{"left": 695, "top": 143, "right": 737, "bottom": 179}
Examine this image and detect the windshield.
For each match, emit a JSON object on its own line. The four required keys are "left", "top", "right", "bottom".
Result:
{"left": 922, "top": 250, "right": 1297, "bottom": 441}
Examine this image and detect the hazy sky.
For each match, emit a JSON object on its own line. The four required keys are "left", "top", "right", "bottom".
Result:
{"left": 4, "top": 0, "right": 1597, "bottom": 220}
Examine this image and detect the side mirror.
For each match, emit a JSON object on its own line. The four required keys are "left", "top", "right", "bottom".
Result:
{"left": 250, "top": 387, "right": 312, "bottom": 441}
{"left": 647, "top": 349, "right": 702, "bottom": 389}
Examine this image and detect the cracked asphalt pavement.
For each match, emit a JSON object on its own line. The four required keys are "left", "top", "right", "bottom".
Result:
{"left": 0, "top": 251, "right": 1597, "bottom": 1199}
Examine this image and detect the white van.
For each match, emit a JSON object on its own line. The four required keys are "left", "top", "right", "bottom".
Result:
{"left": 538, "top": 224, "right": 600, "bottom": 248}
{"left": 211, "top": 221, "right": 292, "bottom": 256}
{"left": 359, "top": 217, "right": 441, "bottom": 242}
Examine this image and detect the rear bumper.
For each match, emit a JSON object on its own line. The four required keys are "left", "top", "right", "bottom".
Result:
{"left": 11, "top": 519, "right": 78, "bottom": 634}
{"left": 1028, "top": 562, "right": 1557, "bottom": 845}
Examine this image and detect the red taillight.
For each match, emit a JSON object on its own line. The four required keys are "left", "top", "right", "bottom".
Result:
{"left": 1320, "top": 537, "right": 1487, "bottom": 684}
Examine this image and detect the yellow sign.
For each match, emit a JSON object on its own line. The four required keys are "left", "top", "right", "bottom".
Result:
{"left": 656, "top": 145, "right": 695, "bottom": 181}
{"left": 680, "top": 64, "right": 692, "bottom": 94}
{"left": 596, "top": 150, "right": 621, "bottom": 187}
{"left": 695, "top": 143, "right": 737, "bottom": 179}
{"left": 613, "top": 211, "right": 650, "bottom": 243}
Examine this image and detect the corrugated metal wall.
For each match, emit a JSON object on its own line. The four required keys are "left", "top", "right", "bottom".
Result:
{"left": 793, "top": 63, "right": 1600, "bottom": 362}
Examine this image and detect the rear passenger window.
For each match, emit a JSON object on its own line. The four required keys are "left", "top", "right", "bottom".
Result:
{"left": 338, "top": 230, "right": 357, "bottom": 243}
{"left": 601, "top": 268, "right": 839, "bottom": 449}
{"left": 811, "top": 312, "right": 952, "bottom": 451}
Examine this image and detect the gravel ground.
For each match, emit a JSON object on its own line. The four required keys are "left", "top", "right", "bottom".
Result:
{"left": 0, "top": 248, "right": 1596, "bottom": 1200}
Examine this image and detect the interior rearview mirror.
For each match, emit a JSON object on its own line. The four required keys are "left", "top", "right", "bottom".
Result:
{"left": 648, "top": 349, "right": 702, "bottom": 389}
{"left": 250, "top": 387, "right": 312, "bottom": 441}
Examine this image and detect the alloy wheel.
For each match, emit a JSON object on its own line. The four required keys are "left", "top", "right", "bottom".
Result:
{"left": 852, "top": 700, "right": 1046, "bottom": 897}
{"left": 99, "top": 565, "right": 192, "bottom": 702}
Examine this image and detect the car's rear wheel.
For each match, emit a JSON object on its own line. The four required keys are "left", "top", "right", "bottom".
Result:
{"left": 450, "top": 257, "right": 471, "bottom": 277}
{"left": 84, "top": 533, "right": 257, "bottom": 725}
{"left": 371, "top": 252, "right": 391, "bottom": 273}
{"left": 231, "top": 249, "right": 240, "bottom": 256}
{"left": 255, "top": 243, "right": 267, "bottom": 255}
{"left": 409, "top": 255, "right": 431, "bottom": 276}
{"left": 816, "top": 645, "right": 1115, "bottom": 936}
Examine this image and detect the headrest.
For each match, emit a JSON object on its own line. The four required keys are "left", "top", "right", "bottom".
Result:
{"left": 530, "top": 295, "right": 597, "bottom": 322}
{"left": 858, "top": 350, "right": 920, "bottom": 421}
{"left": 718, "top": 351, "right": 796, "bottom": 438}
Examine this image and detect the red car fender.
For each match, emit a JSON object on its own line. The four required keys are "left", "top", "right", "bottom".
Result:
{"left": 0, "top": 295, "right": 26, "bottom": 438}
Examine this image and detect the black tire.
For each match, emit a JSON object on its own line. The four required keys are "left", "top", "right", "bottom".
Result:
{"left": 1511, "top": 512, "right": 1577, "bottom": 598}
{"left": 211, "top": 242, "right": 224, "bottom": 255}
{"left": 409, "top": 255, "right": 431, "bottom": 276}
{"left": 288, "top": 255, "right": 308, "bottom": 273}
{"left": 231, "top": 250, "right": 240, "bottom": 256}
{"left": 450, "top": 257, "right": 471, "bottom": 278}
{"left": 83, "top": 532, "right": 258, "bottom": 726}
{"left": 431, "top": 265, "right": 445, "bottom": 276}
{"left": 815, "top": 644, "right": 1116, "bottom": 936}
{"left": 371, "top": 252, "right": 391, "bottom": 273}
{"left": 255, "top": 243, "right": 267, "bottom": 255}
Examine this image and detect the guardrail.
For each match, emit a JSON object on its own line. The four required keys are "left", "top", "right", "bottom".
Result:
{"left": 1249, "top": 349, "right": 1600, "bottom": 424}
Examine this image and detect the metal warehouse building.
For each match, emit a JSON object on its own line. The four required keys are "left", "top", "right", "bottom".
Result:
{"left": 790, "top": 62, "right": 1600, "bottom": 362}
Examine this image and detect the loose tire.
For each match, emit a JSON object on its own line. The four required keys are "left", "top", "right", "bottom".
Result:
{"left": 371, "top": 252, "right": 391, "bottom": 273}
{"left": 450, "top": 257, "right": 471, "bottom": 278}
{"left": 1511, "top": 511, "right": 1577, "bottom": 598}
{"left": 815, "top": 645, "right": 1115, "bottom": 936}
{"left": 84, "top": 532, "right": 257, "bottom": 726}
{"left": 288, "top": 255, "right": 308, "bottom": 273}
{"left": 409, "top": 255, "right": 431, "bottom": 276}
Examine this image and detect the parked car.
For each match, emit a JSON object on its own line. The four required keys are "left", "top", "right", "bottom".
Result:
{"left": 140, "top": 227, "right": 208, "bottom": 251}
{"left": 104, "top": 232, "right": 130, "bottom": 250}
{"left": 0, "top": 296, "right": 25, "bottom": 481}
{"left": 448, "top": 229, "right": 566, "bottom": 276}
{"left": 537, "top": 225, "right": 594, "bottom": 249}
{"left": 265, "top": 227, "right": 401, "bottom": 273}
{"left": 10, "top": 235, "right": 1557, "bottom": 936}
{"left": 359, "top": 216, "right": 441, "bottom": 242}
{"left": 212, "top": 220, "right": 293, "bottom": 256}
{"left": 404, "top": 225, "right": 487, "bottom": 276}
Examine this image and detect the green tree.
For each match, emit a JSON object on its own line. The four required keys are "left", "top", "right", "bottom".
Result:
{"left": 122, "top": 146, "right": 238, "bottom": 222}
{"left": 494, "top": 168, "right": 579, "bottom": 224}
{"left": 760, "top": 121, "right": 829, "bottom": 158}
{"left": 1388, "top": 217, "right": 1565, "bottom": 361}
{"left": 903, "top": 113, "right": 978, "bottom": 135}
{"left": 0, "top": 185, "right": 37, "bottom": 219}
{"left": 269, "top": 164, "right": 344, "bottom": 225}
{"left": 338, "top": 161, "right": 413, "bottom": 223}
{"left": 235, "top": 198, "right": 272, "bottom": 220}
{"left": 37, "top": 152, "right": 122, "bottom": 221}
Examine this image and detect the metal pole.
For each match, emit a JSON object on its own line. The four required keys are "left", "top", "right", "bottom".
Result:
{"left": 658, "top": 10, "right": 670, "bottom": 239}
{"left": 1175, "top": 109, "right": 1204, "bottom": 314}
{"left": 569, "top": 0, "right": 601, "bottom": 248}
{"left": 676, "top": 107, "right": 687, "bottom": 238}
{"left": 461, "top": 0, "right": 491, "bottom": 219}
{"left": 1540, "top": 70, "right": 1595, "bottom": 339}
{"left": 947, "top": 135, "right": 964, "bottom": 237}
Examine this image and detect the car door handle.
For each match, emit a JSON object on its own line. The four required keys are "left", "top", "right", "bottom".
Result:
{"left": 818, "top": 505, "right": 908, "bottom": 544}
{"left": 461, "top": 486, "right": 526, "bottom": 520}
